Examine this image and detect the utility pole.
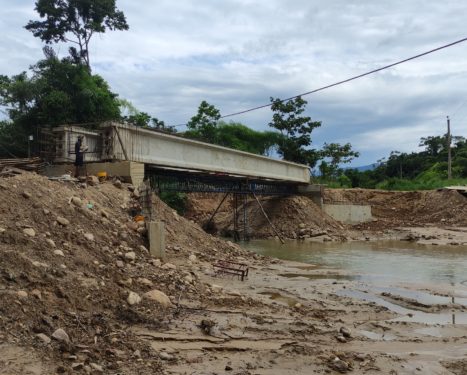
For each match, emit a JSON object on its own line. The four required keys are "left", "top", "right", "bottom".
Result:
{"left": 447, "top": 116, "right": 452, "bottom": 180}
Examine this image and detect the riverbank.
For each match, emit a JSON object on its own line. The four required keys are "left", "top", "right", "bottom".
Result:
{"left": 145, "top": 255, "right": 467, "bottom": 374}
{"left": 1, "top": 173, "right": 466, "bottom": 374}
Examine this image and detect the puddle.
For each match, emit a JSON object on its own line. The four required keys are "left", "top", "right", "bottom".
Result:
{"left": 279, "top": 273, "right": 360, "bottom": 281}
{"left": 370, "top": 286, "right": 467, "bottom": 307}
{"left": 258, "top": 292, "right": 299, "bottom": 307}
{"left": 359, "top": 330, "right": 397, "bottom": 341}
{"left": 337, "top": 289, "right": 467, "bottom": 325}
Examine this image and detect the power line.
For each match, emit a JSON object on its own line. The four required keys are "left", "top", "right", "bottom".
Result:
{"left": 220, "top": 36, "right": 467, "bottom": 119}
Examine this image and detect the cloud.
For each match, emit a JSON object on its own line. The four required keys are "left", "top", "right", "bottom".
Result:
{"left": 1, "top": 0, "right": 467, "bottom": 166}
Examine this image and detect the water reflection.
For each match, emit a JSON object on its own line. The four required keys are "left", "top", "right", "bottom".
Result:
{"left": 243, "top": 240, "right": 467, "bottom": 285}
{"left": 242, "top": 239, "right": 467, "bottom": 325}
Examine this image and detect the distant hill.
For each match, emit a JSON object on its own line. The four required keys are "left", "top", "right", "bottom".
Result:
{"left": 348, "top": 163, "right": 379, "bottom": 172}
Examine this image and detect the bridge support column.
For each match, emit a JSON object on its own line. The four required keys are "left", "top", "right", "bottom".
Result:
{"left": 148, "top": 221, "right": 166, "bottom": 261}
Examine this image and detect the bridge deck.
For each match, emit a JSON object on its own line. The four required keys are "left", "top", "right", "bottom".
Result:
{"left": 52, "top": 123, "right": 311, "bottom": 184}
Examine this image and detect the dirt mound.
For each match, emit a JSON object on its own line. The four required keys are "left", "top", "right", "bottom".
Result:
{"left": 187, "top": 194, "right": 348, "bottom": 241}
{"left": 324, "top": 188, "right": 467, "bottom": 228}
{"left": 0, "top": 172, "right": 253, "bottom": 373}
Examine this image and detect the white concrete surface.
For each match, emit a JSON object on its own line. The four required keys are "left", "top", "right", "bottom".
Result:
{"left": 323, "top": 204, "right": 372, "bottom": 224}
{"left": 102, "top": 123, "right": 310, "bottom": 183}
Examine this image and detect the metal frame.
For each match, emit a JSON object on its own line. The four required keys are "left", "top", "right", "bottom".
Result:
{"left": 146, "top": 166, "right": 300, "bottom": 196}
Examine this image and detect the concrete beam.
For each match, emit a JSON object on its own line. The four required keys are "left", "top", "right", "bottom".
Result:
{"left": 103, "top": 123, "right": 310, "bottom": 183}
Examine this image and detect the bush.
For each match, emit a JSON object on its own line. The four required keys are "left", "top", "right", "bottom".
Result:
{"left": 159, "top": 192, "right": 187, "bottom": 215}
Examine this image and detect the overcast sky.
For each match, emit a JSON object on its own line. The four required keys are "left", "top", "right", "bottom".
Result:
{"left": 2, "top": 0, "right": 467, "bottom": 166}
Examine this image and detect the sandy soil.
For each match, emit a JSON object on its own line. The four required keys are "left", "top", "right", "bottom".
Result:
{"left": 1, "top": 173, "right": 466, "bottom": 374}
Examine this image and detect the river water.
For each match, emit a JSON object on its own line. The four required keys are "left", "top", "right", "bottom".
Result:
{"left": 242, "top": 239, "right": 467, "bottom": 325}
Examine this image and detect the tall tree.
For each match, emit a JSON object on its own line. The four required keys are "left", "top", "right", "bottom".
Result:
{"left": 186, "top": 101, "right": 221, "bottom": 143}
{"left": 0, "top": 52, "right": 121, "bottom": 156}
{"left": 25, "top": 0, "right": 129, "bottom": 69}
{"left": 269, "top": 96, "right": 321, "bottom": 167}
{"left": 319, "top": 142, "right": 360, "bottom": 177}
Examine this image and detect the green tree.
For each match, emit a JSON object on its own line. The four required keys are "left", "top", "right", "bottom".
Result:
{"left": 151, "top": 118, "right": 177, "bottom": 133}
{"left": 0, "top": 52, "right": 121, "bottom": 156}
{"left": 319, "top": 142, "right": 360, "bottom": 178}
{"left": 269, "top": 96, "right": 321, "bottom": 167}
{"left": 25, "top": 0, "right": 129, "bottom": 69}
{"left": 186, "top": 101, "right": 221, "bottom": 143}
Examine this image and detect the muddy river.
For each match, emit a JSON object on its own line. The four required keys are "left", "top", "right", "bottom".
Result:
{"left": 243, "top": 240, "right": 467, "bottom": 325}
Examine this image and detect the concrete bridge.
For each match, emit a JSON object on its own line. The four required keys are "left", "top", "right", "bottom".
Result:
{"left": 46, "top": 123, "right": 312, "bottom": 194}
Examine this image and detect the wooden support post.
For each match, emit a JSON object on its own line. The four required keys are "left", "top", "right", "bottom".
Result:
{"left": 251, "top": 192, "right": 285, "bottom": 244}
{"left": 205, "top": 192, "right": 229, "bottom": 229}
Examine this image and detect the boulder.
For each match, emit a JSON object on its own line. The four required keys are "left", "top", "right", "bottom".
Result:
{"left": 127, "top": 291, "right": 141, "bottom": 306}
{"left": 23, "top": 228, "right": 36, "bottom": 237}
{"left": 143, "top": 289, "right": 173, "bottom": 308}
{"left": 52, "top": 328, "right": 70, "bottom": 344}
{"left": 71, "top": 196, "right": 82, "bottom": 206}
{"left": 56, "top": 217, "right": 70, "bottom": 226}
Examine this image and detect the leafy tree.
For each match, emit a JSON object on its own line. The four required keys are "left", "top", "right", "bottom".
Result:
{"left": 419, "top": 136, "right": 446, "bottom": 156}
{"left": 319, "top": 142, "right": 360, "bottom": 177}
{"left": 126, "top": 111, "right": 151, "bottom": 127}
{"left": 0, "top": 52, "right": 121, "bottom": 156}
{"left": 25, "top": 0, "right": 129, "bottom": 69}
{"left": 151, "top": 118, "right": 177, "bottom": 133}
{"left": 269, "top": 96, "right": 321, "bottom": 167}
{"left": 186, "top": 101, "right": 221, "bottom": 143}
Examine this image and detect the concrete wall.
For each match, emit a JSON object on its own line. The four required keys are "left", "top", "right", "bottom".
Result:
{"left": 323, "top": 204, "right": 372, "bottom": 224}
{"left": 44, "top": 161, "right": 145, "bottom": 186}
{"left": 102, "top": 123, "right": 310, "bottom": 183}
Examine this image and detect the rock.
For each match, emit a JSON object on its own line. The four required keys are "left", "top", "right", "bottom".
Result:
{"left": 43, "top": 209, "right": 50, "bottom": 215}
{"left": 159, "top": 352, "right": 174, "bottom": 361}
{"left": 139, "top": 245, "right": 149, "bottom": 253}
{"left": 330, "top": 358, "right": 350, "bottom": 373}
{"left": 31, "top": 289, "right": 42, "bottom": 299}
{"left": 22, "top": 191, "right": 32, "bottom": 199}
{"left": 100, "top": 209, "right": 110, "bottom": 219}
{"left": 226, "top": 290, "right": 241, "bottom": 296}
{"left": 87, "top": 176, "right": 99, "bottom": 186}
{"left": 52, "top": 328, "right": 70, "bottom": 344}
{"left": 299, "top": 223, "right": 306, "bottom": 229}
{"left": 124, "top": 251, "right": 136, "bottom": 261}
{"left": 53, "top": 249, "right": 65, "bottom": 257}
{"left": 84, "top": 233, "right": 95, "bottom": 242}
{"left": 127, "top": 291, "right": 141, "bottom": 306}
{"left": 36, "top": 333, "right": 51, "bottom": 344}
{"left": 340, "top": 326, "right": 352, "bottom": 338}
{"left": 0, "top": 227, "right": 5, "bottom": 234}
{"left": 71, "top": 196, "right": 82, "bottom": 206}
{"left": 143, "top": 290, "right": 173, "bottom": 308}
{"left": 90, "top": 363, "right": 104, "bottom": 372}
{"left": 225, "top": 365, "right": 233, "bottom": 371}
{"left": 336, "top": 335, "right": 347, "bottom": 343}
{"left": 354, "top": 353, "right": 366, "bottom": 361}
{"left": 45, "top": 238, "right": 56, "bottom": 248}
{"left": 137, "top": 278, "right": 153, "bottom": 286}
{"left": 113, "top": 179, "right": 123, "bottom": 189}
{"left": 127, "top": 185, "right": 135, "bottom": 192}
{"left": 161, "top": 263, "right": 176, "bottom": 270}
{"left": 17, "top": 290, "right": 28, "bottom": 298}
{"left": 184, "top": 275, "right": 194, "bottom": 284}
{"left": 188, "top": 254, "right": 197, "bottom": 262}
{"left": 116, "top": 260, "right": 124, "bottom": 268}
{"left": 71, "top": 363, "right": 84, "bottom": 370}
{"left": 151, "top": 259, "right": 162, "bottom": 267}
{"left": 56, "top": 216, "right": 70, "bottom": 226}
{"left": 294, "top": 303, "right": 302, "bottom": 308}
{"left": 23, "top": 228, "right": 36, "bottom": 237}
{"left": 211, "top": 284, "right": 223, "bottom": 293}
